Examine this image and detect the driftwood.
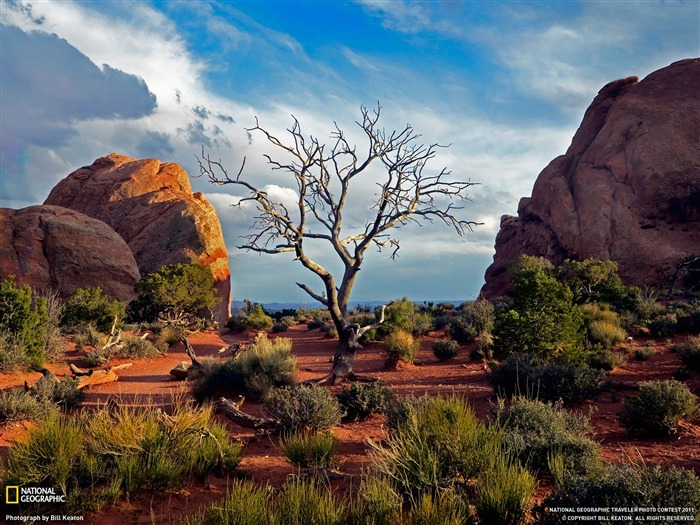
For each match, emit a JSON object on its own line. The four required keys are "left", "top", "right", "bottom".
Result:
{"left": 25, "top": 366, "right": 59, "bottom": 392}
{"left": 170, "top": 337, "right": 204, "bottom": 380}
{"left": 73, "top": 363, "right": 132, "bottom": 390}
{"left": 214, "top": 397, "right": 278, "bottom": 430}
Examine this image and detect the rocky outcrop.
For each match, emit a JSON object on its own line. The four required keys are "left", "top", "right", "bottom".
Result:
{"left": 483, "top": 58, "right": 700, "bottom": 298}
{"left": 45, "top": 154, "right": 232, "bottom": 322}
{"left": 0, "top": 205, "right": 140, "bottom": 300}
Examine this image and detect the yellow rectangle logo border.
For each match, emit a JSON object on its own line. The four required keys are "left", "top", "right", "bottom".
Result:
{"left": 6, "top": 485, "right": 19, "bottom": 504}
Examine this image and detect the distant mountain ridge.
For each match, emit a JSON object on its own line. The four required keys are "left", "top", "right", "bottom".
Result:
{"left": 233, "top": 299, "right": 467, "bottom": 313}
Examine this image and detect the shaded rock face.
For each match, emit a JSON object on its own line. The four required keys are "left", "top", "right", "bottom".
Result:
{"left": 483, "top": 58, "right": 700, "bottom": 298}
{"left": 0, "top": 205, "right": 140, "bottom": 301}
{"left": 45, "top": 154, "right": 232, "bottom": 322}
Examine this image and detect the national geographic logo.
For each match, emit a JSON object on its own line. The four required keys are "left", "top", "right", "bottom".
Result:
{"left": 4, "top": 486, "right": 66, "bottom": 504}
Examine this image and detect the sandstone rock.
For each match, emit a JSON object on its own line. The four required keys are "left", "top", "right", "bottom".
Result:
{"left": 0, "top": 205, "right": 140, "bottom": 300}
{"left": 483, "top": 58, "right": 700, "bottom": 298}
{"left": 45, "top": 153, "right": 232, "bottom": 323}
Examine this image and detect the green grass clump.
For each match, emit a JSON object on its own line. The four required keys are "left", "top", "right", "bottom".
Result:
{"left": 408, "top": 491, "right": 469, "bottom": 525}
{"left": 385, "top": 329, "right": 420, "bottom": 364}
{"left": 473, "top": 455, "right": 537, "bottom": 525}
{"left": 181, "top": 480, "right": 270, "bottom": 525}
{"left": 492, "top": 396, "right": 599, "bottom": 477}
{"left": 272, "top": 477, "right": 346, "bottom": 525}
{"left": 266, "top": 385, "right": 343, "bottom": 434}
{"left": 348, "top": 475, "right": 403, "bottom": 525}
{"left": 620, "top": 380, "right": 698, "bottom": 436}
{"left": 336, "top": 382, "right": 393, "bottom": 421}
{"left": 192, "top": 333, "right": 296, "bottom": 402}
{"left": 280, "top": 431, "right": 337, "bottom": 469}
{"left": 0, "top": 332, "right": 30, "bottom": 371}
{"left": 113, "top": 335, "right": 161, "bottom": 358}
{"left": 432, "top": 340, "right": 460, "bottom": 361}
{"left": 634, "top": 347, "right": 654, "bottom": 361}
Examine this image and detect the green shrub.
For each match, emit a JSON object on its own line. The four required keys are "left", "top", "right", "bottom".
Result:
{"left": 587, "top": 319, "right": 626, "bottom": 349}
{"left": 61, "top": 286, "right": 125, "bottom": 333}
{"left": 181, "top": 480, "right": 270, "bottom": 525}
{"left": 624, "top": 287, "right": 664, "bottom": 324}
{"left": 266, "top": 385, "right": 343, "bottom": 434}
{"left": 385, "top": 329, "right": 420, "bottom": 364}
{"left": 0, "top": 388, "right": 56, "bottom": 423}
{"left": 492, "top": 396, "right": 599, "bottom": 476}
{"left": 348, "top": 475, "right": 402, "bottom": 525}
{"left": 130, "top": 263, "right": 219, "bottom": 327}
{"left": 272, "top": 477, "right": 345, "bottom": 525}
{"left": 154, "top": 325, "right": 183, "bottom": 351}
{"left": 432, "top": 340, "right": 460, "bottom": 361}
{"left": 450, "top": 299, "right": 494, "bottom": 344}
{"left": 648, "top": 313, "right": 678, "bottom": 338}
{"left": 114, "top": 335, "right": 161, "bottom": 358}
{"left": 41, "top": 289, "right": 66, "bottom": 363}
{"left": 557, "top": 259, "right": 629, "bottom": 306}
{"left": 34, "top": 376, "right": 83, "bottom": 410}
{"left": 634, "top": 347, "right": 654, "bottom": 361}
{"left": 368, "top": 394, "right": 502, "bottom": 499}
{"left": 191, "top": 334, "right": 296, "bottom": 402}
{"left": 0, "top": 275, "right": 50, "bottom": 367}
{"left": 382, "top": 298, "right": 432, "bottom": 337}
{"left": 227, "top": 303, "right": 274, "bottom": 331}
{"left": 620, "top": 380, "right": 698, "bottom": 436}
{"left": 585, "top": 346, "right": 626, "bottom": 371}
{"left": 535, "top": 463, "right": 700, "bottom": 524}
{"left": 408, "top": 491, "right": 469, "bottom": 525}
{"left": 0, "top": 332, "right": 30, "bottom": 371}
{"left": 72, "top": 323, "right": 107, "bottom": 351}
{"left": 488, "top": 354, "right": 606, "bottom": 404}
{"left": 337, "top": 382, "right": 393, "bottom": 421}
{"left": 473, "top": 455, "right": 536, "bottom": 525}
{"left": 675, "top": 335, "right": 700, "bottom": 371}
{"left": 280, "top": 431, "right": 336, "bottom": 469}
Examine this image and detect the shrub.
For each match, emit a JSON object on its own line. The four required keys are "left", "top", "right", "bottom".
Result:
{"left": 0, "top": 388, "right": 56, "bottom": 423}
{"left": 0, "top": 332, "right": 30, "bottom": 371}
{"left": 280, "top": 431, "right": 336, "bottom": 469}
{"left": 227, "top": 304, "right": 274, "bottom": 331}
{"left": 181, "top": 480, "right": 270, "bottom": 525}
{"left": 624, "top": 287, "right": 664, "bottom": 324}
{"left": 473, "top": 455, "right": 537, "bottom": 525}
{"left": 557, "top": 259, "right": 629, "bottom": 306}
{"left": 0, "top": 276, "right": 50, "bottom": 367}
{"left": 337, "top": 382, "right": 393, "bottom": 421}
{"left": 154, "top": 325, "right": 183, "bottom": 351}
{"left": 192, "top": 334, "right": 296, "bottom": 402}
{"left": 72, "top": 323, "right": 107, "bottom": 351}
{"left": 634, "top": 347, "right": 654, "bottom": 361}
{"left": 41, "top": 289, "right": 66, "bottom": 363}
{"left": 620, "top": 380, "right": 698, "bottom": 436}
{"left": 586, "top": 316, "right": 626, "bottom": 349}
{"left": 432, "top": 340, "right": 460, "bottom": 361}
{"left": 648, "top": 313, "right": 678, "bottom": 338}
{"left": 385, "top": 329, "right": 420, "bottom": 365}
{"left": 492, "top": 396, "right": 599, "bottom": 476}
{"left": 408, "top": 491, "right": 469, "bottom": 525}
{"left": 34, "top": 376, "right": 83, "bottom": 410}
{"left": 535, "top": 463, "right": 700, "bottom": 524}
{"left": 61, "top": 286, "right": 125, "bottom": 333}
{"left": 450, "top": 299, "right": 495, "bottom": 344}
{"left": 675, "top": 335, "right": 700, "bottom": 371}
{"left": 488, "top": 354, "right": 606, "bottom": 404}
{"left": 585, "top": 346, "right": 626, "bottom": 371}
{"left": 130, "top": 263, "right": 219, "bottom": 327}
{"left": 383, "top": 298, "right": 432, "bottom": 337}
{"left": 272, "top": 477, "right": 345, "bottom": 525}
{"left": 368, "top": 394, "right": 502, "bottom": 499}
{"left": 266, "top": 385, "right": 343, "bottom": 434}
{"left": 348, "top": 475, "right": 402, "bottom": 525}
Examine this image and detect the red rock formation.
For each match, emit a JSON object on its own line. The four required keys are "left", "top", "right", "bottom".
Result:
{"left": 483, "top": 58, "right": 700, "bottom": 298}
{"left": 0, "top": 205, "right": 140, "bottom": 300}
{"left": 45, "top": 154, "right": 232, "bottom": 322}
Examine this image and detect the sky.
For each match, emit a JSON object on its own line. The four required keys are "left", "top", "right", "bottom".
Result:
{"left": 1, "top": 0, "right": 698, "bottom": 305}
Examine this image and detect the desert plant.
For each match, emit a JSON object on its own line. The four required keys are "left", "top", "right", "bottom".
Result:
{"left": 620, "top": 380, "right": 698, "bottom": 436}
{"left": 33, "top": 376, "right": 83, "bottom": 410}
{"left": 408, "top": 491, "right": 469, "bottom": 525}
{"left": 675, "top": 335, "right": 700, "bottom": 371}
{"left": 648, "top": 313, "right": 678, "bottom": 338}
{"left": 0, "top": 275, "right": 50, "bottom": 367}
{"left": 266, "top": 385, "right": 343, "bottom": 434}
{"left": 154, "top": 325, "right": 183, "bottom": 351}
{"left": 450, "top": 298, "right": 495, "bottom": 344}
{"left": 582, "top": 304, "right": 626, "bottom": 349}
{"left": 488, "top": 354, "right": 606, "bottom": 404}
{"left": 114, "top": 335, "right": 161, "bottom": 358}
{"left": 557, "top": 258, "right": 629, "bottom": 306}
{"left": 385, "top": 329, "right": 420, "bottom": 365}
{"left": 272, "top": 477, "right": 346, "bottom": 525}
{"left": 337, "top": 382, "right": 393, "bottom": 421}
{"left": 585, "top": 346, "right": 626, "bottom": 371}
{"left": 280, "top": 431, "right": 337, "bottom": 469}
{"left": 61, "top": 286, "right": 126, "bottom": 333}
{"left": 227, "top": 303, "right": 274, "bottom": 331}
{"left": 191, "top": 334, "right": 296, "bottom": 402}
{"left": 40, "top": 289, "right": 66, "bottom": 362}
{"left": 130, "top": 263, "right": 219, "bottom": 327}
{"left": 535, "top": 462, "right": 700, "bottom": 524}
{"left": 0, "top": 387, "right": 56, "bottom": 423}
{"left": 432, "top": 340, "right": 460, "bottom": 361}
{"left": 348, "top": 475, "right": 402, "bottom": 525}
{"left": 634, "top": 347, "right": 654, "bottom": 361}
{"left": 473, "top": 455, "right": 537, "bottom": 525}
{"left": 0, "top": 332, "right": 30, "bottom": 371}
{"left": 72, "top": 323, "right": 108, "bottom": 351}
{"left": 492, "top": 396, "right": 599, "bottom": 476}
{"left": 181, "top": 479, "right": 271, "bottom": 525}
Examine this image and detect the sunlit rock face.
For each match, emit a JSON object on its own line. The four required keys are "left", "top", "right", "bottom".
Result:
{"left": 0, "top": 205, "right": 140, "bottom": 300}
{"left": 45, "top": 153, "right": 232, "bottom": 322}
{"left": 483, "top": 58, "right": 700, "bottom": 298}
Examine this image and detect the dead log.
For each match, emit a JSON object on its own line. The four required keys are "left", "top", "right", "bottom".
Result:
{"left": 214, "top": 397, "right": 278, "bottom": 430}
{"left": 170, "top": 337, "right": 204, "bottom": 380}
{"left": 69, "top": 364, "right": 93, "bottom": 377}
{"left": 75, "top": 363, "right": 132, "bottom": 390}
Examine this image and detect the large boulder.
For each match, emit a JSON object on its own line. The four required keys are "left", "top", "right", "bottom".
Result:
{"left": 45, "top": 153, "right": 232, "bottom": 323}
{"left": 483, "top": 58, "right": 700, "bottom": 298}
{"left": 0, "top": 205, "right": 140, "bottom": 300}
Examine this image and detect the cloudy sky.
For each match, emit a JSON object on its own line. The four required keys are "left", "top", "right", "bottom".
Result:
{"left": 1, "top": 1, "right": 698, "bottom": 305}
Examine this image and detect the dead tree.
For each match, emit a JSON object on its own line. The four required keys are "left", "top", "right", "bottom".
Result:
{"left": 170, "top": 337, "right": 204, "bottom": 380}
{"left": 198, "top": 103, "right": 479, "bottom": 383}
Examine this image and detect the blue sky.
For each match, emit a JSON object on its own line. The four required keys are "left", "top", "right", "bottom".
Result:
{"left": 1, "top": 0, "right": 698, "bottom": 304}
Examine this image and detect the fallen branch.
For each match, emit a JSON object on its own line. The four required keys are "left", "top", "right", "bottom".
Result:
{"left": 214, "top": 397, "right": 278, "bottom": 430}
{"left": 170, "top": 337, "right": 204, "bottom": 380}
{"left": 74, "top": 363, "right": 132, "bottom": 390}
